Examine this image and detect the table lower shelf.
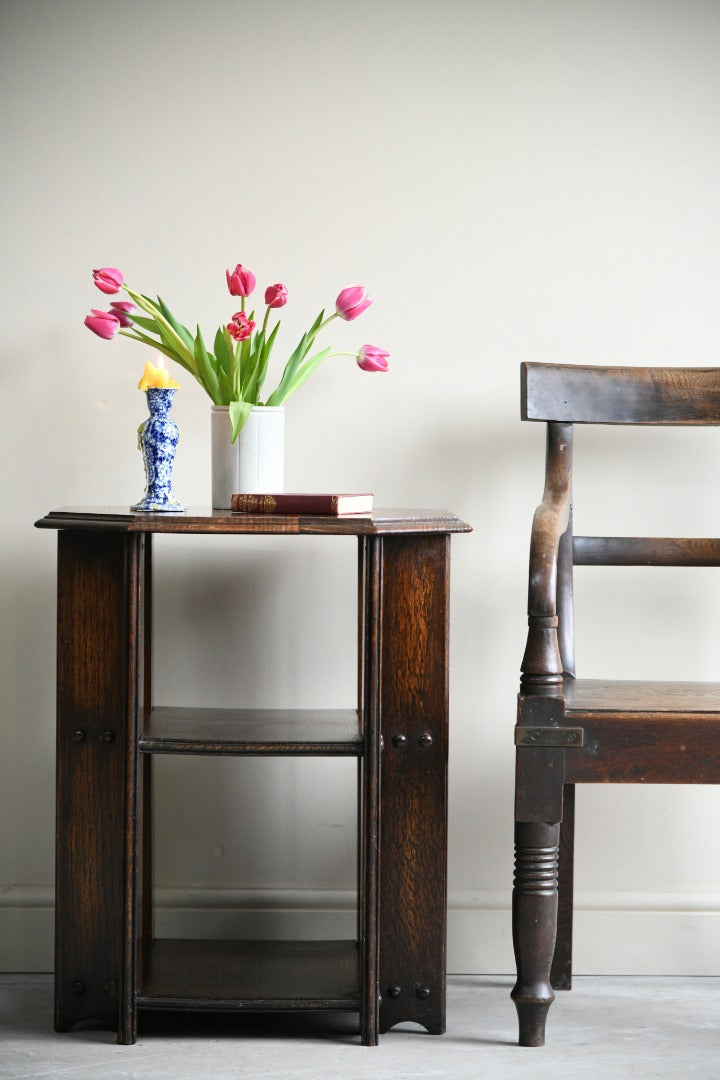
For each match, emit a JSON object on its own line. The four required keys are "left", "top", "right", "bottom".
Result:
{"left": 140, "top": 708, "right": 363, "bottom": 756}
{"left": 137, "top": 939, "right": 362, "bottom": 1012}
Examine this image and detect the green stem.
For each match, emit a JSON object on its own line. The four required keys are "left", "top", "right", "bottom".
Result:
{"left": 315, "top": 312, "right": 338, "bottom": 337}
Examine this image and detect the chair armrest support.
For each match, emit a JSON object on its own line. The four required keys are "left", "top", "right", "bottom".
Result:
{"left": 521, "top": 423, "right": 572, "bottom": 688}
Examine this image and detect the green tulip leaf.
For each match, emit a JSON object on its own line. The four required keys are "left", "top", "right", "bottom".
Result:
{"left": 156, "top": 295, "right": 195, "bottom": 353}
{"left": 265, "top": 331, "right": 312, "bottom": 406}
{"left": 278, "top": 346, "right": 334, "bottom": 403}
{"left": 217, "top": 368, "right": 234, "bottom": 405}
{"left": 307, "top": 309, "right": 325, "bottom": 339}
{"left": 229, "top": 399, "right": 253, "bottom": 442}
{"left": 119, "top": 329, "right": 193, "bottom": 373}
{"left": 124, "top": 285, "right": 198, "bottom": 372}
{"left": 127, "top": 314, "right": 161, "bottom": 335}
{"left": 242, "top": 329, "right": 269, "bottom": 404}
{"left": 254, "top": 321, "right": 280, "bottom": 398}
{"left": 214, "top": 327, "right": 233, "bottom": 380}
{"left": 193, "top": 325, "right": 220, "bottom": 402}
{"left": 238, "top": 336, "right": 254, "bottom": 397}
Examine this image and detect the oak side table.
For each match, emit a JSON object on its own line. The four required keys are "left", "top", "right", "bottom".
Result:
{"left": 36, "top": 507, "right": 470, "bottom": 1045}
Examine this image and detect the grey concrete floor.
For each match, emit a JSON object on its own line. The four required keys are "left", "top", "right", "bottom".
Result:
{"left": 1, "top": 974, "right": 718, "bottom": 1079}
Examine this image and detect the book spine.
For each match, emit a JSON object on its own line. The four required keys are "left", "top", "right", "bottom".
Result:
{"left": 230, "top": 494, "right": 339, "bottom": 514}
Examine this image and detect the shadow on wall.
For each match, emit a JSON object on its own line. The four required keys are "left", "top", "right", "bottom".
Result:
{"left": 1, "top": 550, "right": 57, "bottom": 883}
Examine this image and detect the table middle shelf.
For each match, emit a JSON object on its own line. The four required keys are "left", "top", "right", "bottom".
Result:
{"left": 139, "top": 707, "right": 364, "bottom": 756}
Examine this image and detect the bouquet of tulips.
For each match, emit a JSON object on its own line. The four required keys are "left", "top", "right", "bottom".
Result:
{"left": 84, "top": 263, "right": 389, "bottom": 440}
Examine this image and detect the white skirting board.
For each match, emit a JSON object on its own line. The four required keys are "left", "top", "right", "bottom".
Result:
{"left": 3, "top": 887, "right": 720, "bottom": 975}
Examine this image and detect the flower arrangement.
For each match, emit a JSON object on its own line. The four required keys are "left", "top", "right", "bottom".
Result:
{"left": 84, "top": 264, "right": 389, "bottom": 440}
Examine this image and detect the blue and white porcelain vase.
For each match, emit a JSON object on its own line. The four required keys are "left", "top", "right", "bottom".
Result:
{"left": 131, "top": 388, "right": 185, "bottom": 512}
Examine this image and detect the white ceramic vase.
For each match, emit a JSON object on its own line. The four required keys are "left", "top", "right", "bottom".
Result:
{"left": 211, "top": 405, "right": 285, "bottom": 509}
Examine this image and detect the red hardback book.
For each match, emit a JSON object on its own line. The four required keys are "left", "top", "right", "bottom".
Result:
{"left": 230, "top": 492, "right": 374, "bottom": 515}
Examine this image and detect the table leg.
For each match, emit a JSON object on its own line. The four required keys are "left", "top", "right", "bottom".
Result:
{"left": 54, "top": 530, "right": 144, "bottom": 1043}
{"left": 374, "top": 533, "right": 450, "bottom": 1035}
{"left": 358, "top": 537, "right": 382, "bottom": 1045}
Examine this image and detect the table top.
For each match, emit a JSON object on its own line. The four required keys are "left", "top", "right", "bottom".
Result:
{"left": 35, "top": 507, "right": 472, "bottom": 537}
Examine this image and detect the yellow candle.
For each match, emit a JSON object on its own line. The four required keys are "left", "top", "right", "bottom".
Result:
{"left": 138, "top": 356, "right": 180, "bottom": 390}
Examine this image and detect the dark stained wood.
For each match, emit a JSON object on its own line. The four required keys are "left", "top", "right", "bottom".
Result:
{"left": 140, "top": 707, "right": 362, "bottom": 755}
{"left": 551, "top": 784, "right": 574, "bottom": 991}
{"left": 40, "top": 507, "right": 466, "bottom": 1046}
{"left": 564, "top": 677, "right": 720, "bottom": 714}
{"left": 36, "top": 507, "right": 471, "bottom": 537}
{"left": 120, "top": 532, "right": 144, "bottom": 1045}
{"left": 358, "top": 535, "right": 382, "bottom": 1046}
{"left": 556, "top": 509, "right": 575, "bottom": 679}
{"left": 377, "top": 535, "right": 450, "bottom": 1036}
{"left": 511, "top": 821, "right": 560, "bottom": 1048}
{"left": 526, "top": 425, "right": 573, "bottom": 619}
{"left": 520, "top": 424, "right": 572, "bottom": 689}
{"left": 565, "top": 715, "right": 720, "bottom": 784}
{"left": 139, "top": 535, "right": 153, "bottom": 999}
{"left": 522, "top": 362, "right": 720, "bottom": 424}
{"left": 138, "top": 940, "right": 361, "bottom": 1011}
{"left": 54, "top": 530, "right": 141, "bottom": 1039}
{"left": 574, "top": 536, "right": 720, "bottom": 566}
{"left": 562, "top": 678, "right": 720, "bottom": 783}
{"left": 514, "top": 361, "right": 720, "bottom": 1047}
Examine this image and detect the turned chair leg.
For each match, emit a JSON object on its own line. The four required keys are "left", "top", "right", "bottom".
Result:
{"left": 511, "top": 821, "right": 560, "bottom": 1047}
{"left": 551, "top": 784, "right": 574, "bottom": 991}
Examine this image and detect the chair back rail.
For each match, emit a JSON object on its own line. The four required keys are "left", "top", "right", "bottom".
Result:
{"left": 522, "top": 362, "right": 720, "bottom": 425}
{"left": 573, "top": 536, "right": 720, "bottom": 566}
{"left": 520, "top": 364, "right": 720, "bottom": 690}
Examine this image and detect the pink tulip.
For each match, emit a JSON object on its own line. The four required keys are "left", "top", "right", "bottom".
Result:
{"left": 109, "top": 301, "right": 135, "bottom": 327}
{"left": 92, "top": 267, "right": 124, "bottom": 294}
{"left": 264, "top": 283, "right": 288, "bottom": 308}
{"left": 227, "top": 311, "right": 256, "bottom": 341}
{"left": 356, "top": 345, "right": 390, "bottom": 372}
{"left": 226, "top": 264, "right": 256, "bottom": 297}
{"left": 84, "top": 309, "right": 120, "bottom": 340}
{"left": 336, "top": 285, "right": 372, "bottom": 321}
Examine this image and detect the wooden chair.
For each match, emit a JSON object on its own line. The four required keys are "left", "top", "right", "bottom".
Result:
{"left": 512, "top": 363, "right": 720, "bottom": 1047}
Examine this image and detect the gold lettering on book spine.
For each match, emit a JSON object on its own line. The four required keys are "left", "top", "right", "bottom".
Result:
{"left": 235, "top": 495, "right": 277, "bottom": 512}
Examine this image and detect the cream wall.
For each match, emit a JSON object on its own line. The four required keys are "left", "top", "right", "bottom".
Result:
{"left": 3, "top": 0, "right": 720, "bottom": 976}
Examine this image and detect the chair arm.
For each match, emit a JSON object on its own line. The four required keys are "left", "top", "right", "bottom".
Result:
{"left": 527, "top": 487, "right": 571, "bottom": 618}
{"left": 521, "top": 424, "right": 572, "bottom": 687}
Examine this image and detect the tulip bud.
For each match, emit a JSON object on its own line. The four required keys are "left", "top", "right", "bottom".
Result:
{"left": 84, "top": 309, "right": 120, "bottom": 340}
{"left": 264, "top": 283, "right": 288, "bottom": 309}
{"left": 226, "top": 264, "right": 256, "bottom": 297}
{"left": 336, "top": 286, "right": 372, "bottom": 321}
{"left": 356, "top": 345, "right": 390, "bottom": 372}
{"left": 109, "top": 301, "right": 135, "bottom": 328}
{"left": 227, "top": 311, "right": 256, "bottom": 341}
{"left": 92, "top": 267, "right": 124, "bottom": 294}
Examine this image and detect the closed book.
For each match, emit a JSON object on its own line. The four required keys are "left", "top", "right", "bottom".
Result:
{"left": 230, "top": 493, "right": 374, "bottom": 515}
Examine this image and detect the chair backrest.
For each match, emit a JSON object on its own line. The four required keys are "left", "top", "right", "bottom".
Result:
{"left": 522, "top": 363, "right": 720, "bottom": 425}
{"left": 519, "top": 363, "right": 720, "bottom": 690}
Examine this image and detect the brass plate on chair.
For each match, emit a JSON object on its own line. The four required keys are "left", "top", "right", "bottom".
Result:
{"left": 515, "top": 726, "right": 584, "bottom": 748}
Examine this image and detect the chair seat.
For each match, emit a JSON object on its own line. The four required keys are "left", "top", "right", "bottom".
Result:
{"left": 556, "top": 679, "right": 720, "bottom": 784}
{"left": 564, "top": 678, "right": 720, "bottom": 717}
